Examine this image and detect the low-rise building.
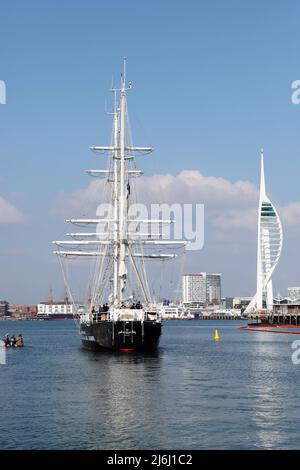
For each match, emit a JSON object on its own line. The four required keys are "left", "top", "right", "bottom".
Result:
{"left": 287, "top": 287, "right": 300, "bottom": 301}
{"left": 272, "top": 299, "right": 300, "bottom": 324}
{"left": 37, "top": 300, "right": 74, "bottom": 319}
{"left": 221, "top": 297, "right": 234, "bottom": 309}
{"left": 11, "top": 305, "right": 38, "bottom": 319}
{"left": 233, "top": 297, "right": 252, "bottom": 310}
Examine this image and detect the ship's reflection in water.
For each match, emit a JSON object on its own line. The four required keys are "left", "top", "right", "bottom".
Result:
{"left": 78, "top": 350, "right": 163, "bottom": 449}
{"left": 0, "top": 320, "right": 300, "bottom": 449}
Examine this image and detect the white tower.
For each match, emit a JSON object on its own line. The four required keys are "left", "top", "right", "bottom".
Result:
{"left": 245, "top": 149, "right": 283, "bottom": 314}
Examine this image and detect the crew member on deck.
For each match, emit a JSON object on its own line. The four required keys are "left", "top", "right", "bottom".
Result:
{"left": 91, "top": 306, "right": 97, "bottom": 322}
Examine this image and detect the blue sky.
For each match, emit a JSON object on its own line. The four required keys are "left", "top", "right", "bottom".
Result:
{"left": 0, "top": 0, "right": 300, "bottom": 303}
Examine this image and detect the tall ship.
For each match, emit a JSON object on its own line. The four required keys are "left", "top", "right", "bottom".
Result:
{"left": 53, "top": 61, "right": 186, "bottom": 351}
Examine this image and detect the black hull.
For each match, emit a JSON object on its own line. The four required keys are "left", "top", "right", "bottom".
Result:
{"left": 37, "top": 314, "right": 74, "bottom": 320}
{"left": 80, "top": 320, "right": 161, "bottom": 351}
{"left": 80, "top": 323, "right": 102, "bottom": 351}
{"left": 93, "top": 320, "right": 161, "bottom": 351}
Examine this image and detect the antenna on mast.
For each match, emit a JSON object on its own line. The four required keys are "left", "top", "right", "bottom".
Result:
{"left": 122, "top": 57, "right": 127, "bottom": 89}
{"left": 115, "top": 58, "right": 132, "bottom": 92}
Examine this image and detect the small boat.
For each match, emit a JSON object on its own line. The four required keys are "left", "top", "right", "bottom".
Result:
{"left": 3, "top": 337, "right": 24, "bottom": 348}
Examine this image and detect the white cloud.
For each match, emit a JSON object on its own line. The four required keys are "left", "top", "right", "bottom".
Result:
{"left": 210, "top": 202, "right": 300, "bottom": 231}
{"left": 55, "top": 169, "right": 259, "bottom": 213}
{"left": 51, "top": 168, "right": 300, "bottom": 297}
{"left": 135, "top": 170, "right": 259, "bottom": 208}
{"left": 279, "top": 202, "right": 300, "bottom": 227}
{"left": 0, "top": 197, "right": 27, "bottom": 224}
{"left": 54, "top": 179, "right": 109, "bottom": 216}
{"left": 53, "top": 169, "right": 300, "bottom": 233}
{"left": 211, "top": 208, "right": 257, "bottom": 230}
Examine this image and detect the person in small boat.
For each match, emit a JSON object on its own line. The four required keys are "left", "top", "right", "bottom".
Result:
{"left": 4, "top": 334, "right": 10, "bottom": 347}
{"left": 10, "top": 335, "right": 16, "bottom": 347}
{"left": 15, "top": 334, "right": 24, "bottom": 347}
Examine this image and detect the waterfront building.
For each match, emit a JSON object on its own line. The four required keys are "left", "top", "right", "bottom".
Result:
{"left": 37, "top": 299, "right": 74, "bottom": 319}
{"left": 245, "top": 150, "right": 283, "bottom": 314}
{"left": 221, "top": 297, "right": 234, "bottom": 309}
{"left": 182, "top": 273, "right": 221, "bottom": 306}
{"left": 271, "top": 299, "right": 300, "bottom": 325}
{"left": 0, "top": 300, "right": 9, "bottom": 316}
{"left": 183, "top": 273, "right": 206, "bottom": 305}
{"left": 11, "top": 305, "right": 38, "bottom": 319}
{"left": 206, "top": 274, "right": 221, "bottom": 304}
{"left": 287, "top": 287, "right": 300, "bottom": 301}
{"left": 233, "top": 297, "right": 252, "bottom": 309}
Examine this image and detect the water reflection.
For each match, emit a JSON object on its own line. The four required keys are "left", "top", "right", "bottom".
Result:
{"left": 75, "top": 349, "right": 163, "bottom": 448}
{"left": 247, "top": 332, "right": 299, "bottom": 449}
{"left": 2, "top": 320, "right": 300, "bottom": 449}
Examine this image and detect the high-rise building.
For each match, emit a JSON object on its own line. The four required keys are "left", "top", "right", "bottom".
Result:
{"left": 182, "top": 273, "right": 221, "bottom": 305}
{"left": 245, "top": 150, "right": 283, "bottom": 313}
{"left": 288, "top": 287, "right": 300, "bottom": 301}
{"left": 206, "top": 274, "right": 221, "bottom": 304}
{"left": 182, "top": 273, "right": 207, "bottom": 305}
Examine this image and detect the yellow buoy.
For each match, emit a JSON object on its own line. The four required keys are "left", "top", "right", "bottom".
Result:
{"left": 214, "top": 328, "right": 220, "bottom": 341}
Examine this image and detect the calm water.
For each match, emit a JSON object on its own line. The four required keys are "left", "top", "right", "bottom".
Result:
{"left": 0, "top": 319, "right": 299, "bottom": 450}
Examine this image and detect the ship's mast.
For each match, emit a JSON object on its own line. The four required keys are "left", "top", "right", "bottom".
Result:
{"left": 53, "top": 60, "right": 187, "bottom": 313}
{"left": 118, "top": 59, "right": 128, "bottom": 304}
{"left": 112, "top": 90, "right": 119, "bottom": 306}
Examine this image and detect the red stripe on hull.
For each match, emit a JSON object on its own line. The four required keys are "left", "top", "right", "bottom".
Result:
{"left": 43, "top": 318, "right": 74, "bottom": 321}
{"left": 240, "top": 326, "right": 300, "bottom": 334}
{"left": 81, "top": 345, "right": 101, "bottom": 351}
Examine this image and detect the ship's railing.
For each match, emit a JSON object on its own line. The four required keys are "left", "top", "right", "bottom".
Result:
{"left": 89, "top": 308, "right": 161, "bottom": 323}
{"left": 91, "top": 312, "right": 109, "bottom": 323}
{"left": 79, "top": 313, "right": 91, "bottom": 323}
